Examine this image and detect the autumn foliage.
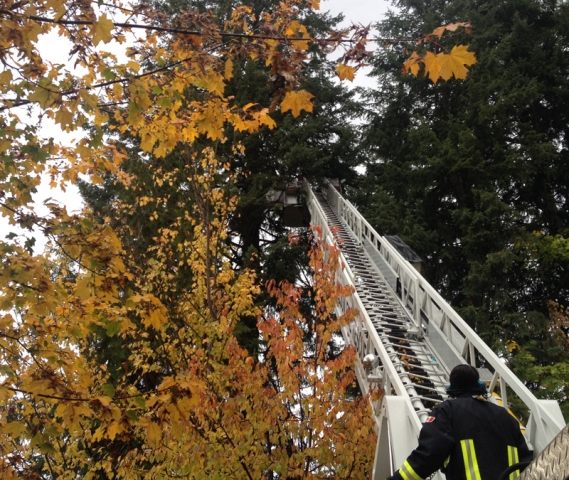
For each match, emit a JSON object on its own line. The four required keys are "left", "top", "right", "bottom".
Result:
{"left": 0, "top": 0, "right": 478, "bottom": 476}
{"left": 402, "top": 23, "right": 477, "bottom": 83}
{"left": 0, "top": 148, "right": 376, "bottom": 477}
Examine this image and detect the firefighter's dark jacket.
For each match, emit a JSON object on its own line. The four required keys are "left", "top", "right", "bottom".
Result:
{"left": 388, "top": 394, "right": 532, "bottom": 480}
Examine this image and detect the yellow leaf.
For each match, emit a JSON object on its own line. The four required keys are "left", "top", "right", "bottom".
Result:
{"left": 144, "top": 307, "right": 165, "bottom": 330}
{"left": 54, "top": 6, "right": 67, "bottom": 22}
{"left": 95, "top": 395, "right": 113, "bottom": 407}
{"left": 2, "top": 421, "right": 27, "bottom": 437}
{"left": 280, "top": 90, "right": 314, "bottom": 118}
{"left": 335, "top": 63, "right": 355, "bottom": 82}
{"left": 507, "top": 340, "right": 520, "bottom": 353}
{"left": 92, "top": 14, "right": 114, "bottom": 46}
{"left": 127, "top": 61, "right": 140, "bottom": 73}
{"left": 224, "top": 58, "right": 234, "bottom": 80}
{"left": 107, "top": 421, "right": 122, "bottom": 440}
{"left": 0, "top": 70, "right": 13, "bottom": 84}
{"left": 146, "top": 421, "right": 162, "bottom": 446}
{"left": 402, "top": 52, "right": 421, "bottom": 76}
{"left": 437, "top": 45, "right": 477, "bottom": 81}
{"left": 92, "top": 426, "right": 105, "bottom": 442}
{"left": 55, "top": 107, "right": 73, "bottom": 128}
{"left": 203, "top": 72, "right": 226, "bottom": 96}
{"left": 422, "top": 52, "right": 442, "bottom": 84}
{"left": 285, "top": 20, "right": 304, "bottom": 37}
{"left": 293, "top": 39, "right": 310, "bottom": 51}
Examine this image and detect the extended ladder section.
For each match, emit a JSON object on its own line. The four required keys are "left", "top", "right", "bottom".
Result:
{"left": 303, "top": 179, "right": 566, "bottom": 480}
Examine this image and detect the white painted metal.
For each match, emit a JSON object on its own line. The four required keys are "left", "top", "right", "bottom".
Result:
{"left": 304, "top": 179, "right": 565, "bottom": 479}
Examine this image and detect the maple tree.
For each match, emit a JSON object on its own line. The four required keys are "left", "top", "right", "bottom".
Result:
{"left": 1, "top": 151, "right": 377, "bottom": 477}
{"left": 402, "top": 22, "right": 476, "bottom": 83}
{"left": 0, "top": 0, "right": 478, "bottom": 476}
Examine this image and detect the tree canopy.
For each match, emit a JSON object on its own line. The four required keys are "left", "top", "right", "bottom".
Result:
{"left": 355, "top": 0, "right": 569, "bottom": 418}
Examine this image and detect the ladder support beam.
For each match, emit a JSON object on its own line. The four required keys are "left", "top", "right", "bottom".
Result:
{"left": 304, "top": 179, "right": 565, "bottom": 471}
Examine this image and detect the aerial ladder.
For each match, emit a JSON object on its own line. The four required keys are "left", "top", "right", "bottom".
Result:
{"left": 301, "top": 179, "right": 567, "bottom": 480}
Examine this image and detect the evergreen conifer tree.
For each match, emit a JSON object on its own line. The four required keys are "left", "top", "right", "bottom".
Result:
{"left": 355, "top": 0, "right": 569, "bottom": 417}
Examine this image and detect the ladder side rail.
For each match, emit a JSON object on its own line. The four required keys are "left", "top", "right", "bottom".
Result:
{"left": 306, "top": 182, "right": 425, "bottom": 425}
{"left": 325, "top": 182, "right": 424, "bottom": 325}
{"left": 311, "top": 184, "right": 445, "bottom": 480}
{"left": 321, "top": 180, "right": 565, "bottom": 452}
{"left": 410, "top": 268, "right": 565, "bottom": 451}
{"left": 308, "top": 188, "right": 432, "bottom": 479}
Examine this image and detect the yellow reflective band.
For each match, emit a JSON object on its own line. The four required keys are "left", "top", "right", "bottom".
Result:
{"left": 460, "top": 439, "right": 482, "bottom": 480}
{"left": 508, "top": 446, "right": 520, "bottom": 479}
{"left": 398, "top": 460, "right": 423, "bottom": 480}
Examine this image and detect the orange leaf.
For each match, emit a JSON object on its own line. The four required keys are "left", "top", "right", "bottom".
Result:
{"left": 280, "top": 90, "right": 314, "bottom": 118}
{"left": 431, "top": 26, "right": 446, "bottom": 39}
{"left": 402, "top": 52, "right": 421, "bottom": 76}
{"left": 445, "top": 22, "right": 472, "bottom": 33}
{"left": 430, "top": 22, "right": 472, "bottom": 39}
{"left": 422, "top": 52, "right": 442, "bottom": 84}
{"left": 437, "top": 45, "right": 477, "bottom": 81}
{"left": 335, "top": 63, "right": 356, "bottom": 82}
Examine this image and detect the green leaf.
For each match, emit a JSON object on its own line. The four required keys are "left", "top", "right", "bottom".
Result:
{"left": 157, "top": 97, "right": 172, "bottom": 108}
{"left": 0, "top": 365, "right": 15, "bottom": 377}
{"left": 102, "top": 383, "right": 116, "bottom": 398}
{"left": 105, "top": 321, "right": 121, "bottom": 337}
{"left": 102, "top": 68, "right": 116, "bottom": 81}
{"left": 28, "top": 87, "right": 56, "bottom": 108}
{"left": 127, "top": 410, "right": 139, "bottom": 421}
{"left": 128, "top": 101, "right": 142, "bottom": 124}
{"left": 45, "top": 426, "right": 61, "bottom": 436}
{"left": 24, "top": 236, "right": 35, "bottom": 254}
{"left": 39, "top": 442, "right": 56, "bottom": 454}
{"left": 90, "top": 258, "right": 105, "bottom": 271}
{"left": 21, "top": 145, "right": 49, "bottom": 163}
{"left": 81, "top": 218, "right": 93, "bottom": 231}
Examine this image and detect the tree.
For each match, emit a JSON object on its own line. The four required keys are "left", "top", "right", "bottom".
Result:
{"left": 0, "top": 0, "right": 379, "bottom": 476}
{"left": 0, "top": 0, "right": 478, "bottom": 475}
{"left": 1, "top": 151, "right": 377, "bottom": 477}
{"left": 355, "top": 0, "right": 569, "bottom": 417}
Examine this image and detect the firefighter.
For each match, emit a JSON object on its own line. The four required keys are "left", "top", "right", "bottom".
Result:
{"left": 387, "top": 364, "right": 532, "bottom": 480}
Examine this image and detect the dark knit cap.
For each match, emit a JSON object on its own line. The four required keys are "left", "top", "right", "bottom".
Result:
{"left": 449, "top": 364, "right": 480, "bottom": 391}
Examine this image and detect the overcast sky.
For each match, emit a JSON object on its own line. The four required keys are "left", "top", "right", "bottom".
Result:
{"left": 322, "top": 0, "right": 392, "bottom": 88}
{"left": 323, "top": 0, "right": 391, "bottom": 26}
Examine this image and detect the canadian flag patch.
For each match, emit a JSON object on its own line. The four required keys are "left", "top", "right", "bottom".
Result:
{"left": 425, "top": 416, "right": 436, "bottom": 423}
